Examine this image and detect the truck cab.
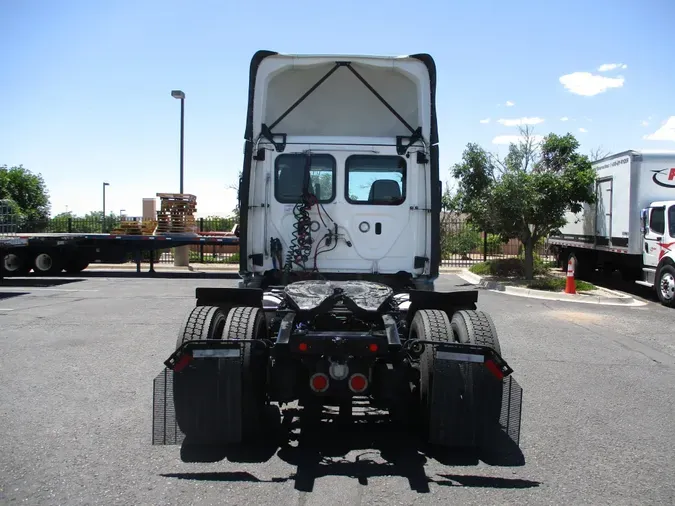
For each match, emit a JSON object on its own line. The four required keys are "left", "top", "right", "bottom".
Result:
{"left": 638, "top": 200, "right": 675, "bottom": 305}
{"left": 237, "top": 51, "right": 441, "bottom": 291}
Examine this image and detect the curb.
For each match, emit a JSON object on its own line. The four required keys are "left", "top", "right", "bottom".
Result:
{"left": 457, "top": 269, "right": 646, "bottom": 306}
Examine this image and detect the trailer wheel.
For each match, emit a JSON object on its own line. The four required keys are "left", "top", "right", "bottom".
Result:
{"left": 3, "top": 251, "right": 31, "bottom": 276}
{"left": 656, "top": 264, "right": 675, "bottom": 308}
{"left": 451, "top": 310, "right": 503, "bottom": 443}
{"left": 32, "top": 251, "right": 63, "bottom": 275}
{"left": 173, "top": 305, "right": 230, "bottom": 443}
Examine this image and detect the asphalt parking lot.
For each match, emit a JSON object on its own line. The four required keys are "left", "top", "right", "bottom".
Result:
{"left": 1, "top": 273, "right": 674, "bottom": 505}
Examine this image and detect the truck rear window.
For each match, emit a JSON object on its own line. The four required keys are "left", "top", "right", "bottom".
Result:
{"left": 345, "top": 155, "right": 406, "bottom": 205}
{"left": 274, "top": 154, "right": 336, "bottom": 203}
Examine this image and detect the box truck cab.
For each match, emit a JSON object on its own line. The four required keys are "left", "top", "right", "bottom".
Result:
{"left": 638, "top": 200, "right": 675, "bottom": 304}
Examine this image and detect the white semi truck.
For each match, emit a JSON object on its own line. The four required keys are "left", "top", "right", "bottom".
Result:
{"left": 548, "top": 150, "right": 675, "bottom": 307}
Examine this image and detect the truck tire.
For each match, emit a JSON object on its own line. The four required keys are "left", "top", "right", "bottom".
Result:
{"left": 411, "top": 309, "right": 456, "bottom": 438}
{"left": 656, "top": 264, "right": 675, "bottom": 308}
{"left": 451, "top": 310, "right": 503, "bottom": 443}
{"left": 173, "top": 305, "right": 230, "bottom": 443}
{"left": 3, "top": 251, "right": 31, "bottom": 276}
{"left": 32, "top": 250, "right": 63, "bottom": 276}
{"left": 222, "top": 306, "right": 270, "bottom": 442}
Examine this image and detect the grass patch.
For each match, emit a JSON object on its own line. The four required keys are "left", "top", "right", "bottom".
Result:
{"left": 527, "top": 277, "right": 595, "bottom": 292}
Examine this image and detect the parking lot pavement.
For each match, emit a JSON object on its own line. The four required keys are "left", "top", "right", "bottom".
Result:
{"left": 1, "top": 274, "right": 674, "bottom": 505}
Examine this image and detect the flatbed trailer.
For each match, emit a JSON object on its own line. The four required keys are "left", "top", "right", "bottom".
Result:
{"left": 1, "top": 232, "right": 240, "bottom": 278}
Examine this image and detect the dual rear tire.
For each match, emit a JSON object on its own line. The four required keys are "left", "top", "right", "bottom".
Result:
{"left": 172, "top": 305, "right": 269, "bottom": 445}
{"left": 412, "top": 308, "right": 503, "bottom": 449}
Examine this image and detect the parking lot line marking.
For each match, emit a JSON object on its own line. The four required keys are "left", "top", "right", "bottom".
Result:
{"left": 0, "top": 308, "right": 14, "bottom": 311}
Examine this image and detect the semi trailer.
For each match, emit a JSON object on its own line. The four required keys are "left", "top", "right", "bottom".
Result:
{"left": 152, "top": 50, "right": 523, "bottom": 459}
{"left": 1, "top": 231, "right": 240, "bottom": 278}
{"left": 548, "top": 149, "right": 675, "bottom": 307}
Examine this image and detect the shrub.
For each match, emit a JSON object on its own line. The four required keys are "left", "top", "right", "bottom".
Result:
{"left": 468, "top": 256, "right": 550, "bottom": 278}
{"left": 527, "top": 277, "right": 595, "bottom": 292}
{"left": 443, "top": 225, "right": 482, "bottom": 258}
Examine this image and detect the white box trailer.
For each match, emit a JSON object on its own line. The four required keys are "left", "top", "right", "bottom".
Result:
{"left": 548, "top": 149, "right": 675, "bottom": 306}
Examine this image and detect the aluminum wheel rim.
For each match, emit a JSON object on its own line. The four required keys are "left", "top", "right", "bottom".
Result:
{"left": 35, "top": 253, "right": 52, "bottom": 271}
{"left": 660, "top": 272, "right": 675, "bottom": 301}
{"left": 4, "top": 253, "right": 21, "bottom": 272}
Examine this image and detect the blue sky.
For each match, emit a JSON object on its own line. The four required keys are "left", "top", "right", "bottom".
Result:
{"left": 2, "top": 0, "right": 675, "bottom": 218}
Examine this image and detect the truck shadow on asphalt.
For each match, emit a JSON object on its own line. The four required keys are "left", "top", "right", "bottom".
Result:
{"left": 164, "top": 407, "right": 536, "bottom": 493}
{"left": 577, "top": 270, "right": 659, "bottom": 305}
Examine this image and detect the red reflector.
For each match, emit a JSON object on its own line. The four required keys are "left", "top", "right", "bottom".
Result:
{"left": 298, "top": 342, "right": 308, "bottom": 352}
{"left": 349, "top": 373, "right": 368, "bottom": 393}
{"left": 174, "top": 353, "right": 192, "bottom": 372}
{"left": 484, "top": 359, "right": 504, "bottom": 380}
{"left": 310, "top": 373, "right": 329, "bottom": 392}
{"left": 369, "top": 343, "right": 378, "bottom": 352}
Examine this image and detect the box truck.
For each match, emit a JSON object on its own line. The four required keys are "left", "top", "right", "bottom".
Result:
{"left": 548, "top": 150, "right": 675, "bottom": 307}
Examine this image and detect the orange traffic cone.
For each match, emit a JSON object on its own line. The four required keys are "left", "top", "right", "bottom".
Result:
{"left": 565, "top": 258, "right": 576, "bottom": 294}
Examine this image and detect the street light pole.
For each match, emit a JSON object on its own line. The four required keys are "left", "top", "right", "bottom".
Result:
{"left": 102, "top": 182, "right": 110, "bottom": 232}
{"left": 171, "top": 90, "right": 185, "bottom": 194}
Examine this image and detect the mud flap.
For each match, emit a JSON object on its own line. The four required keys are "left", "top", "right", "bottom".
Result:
{"left": 428, "top": 345, "right": 523, "bottom": 451}
{"left": 429, "top": 351, "right": 476, "bottom": 447}
{"left": 482, "top": 374, "right": 523, "bottom": 448}
{"left": 152, "top": 348, "right": 244, "bottom": 445}
{"left": 152, "top": 368, "right": 183, "bottom": 445}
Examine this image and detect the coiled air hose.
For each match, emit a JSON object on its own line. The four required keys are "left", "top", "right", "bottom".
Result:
{"left": 283, "top": 194, "right": 317, "bottom": 274}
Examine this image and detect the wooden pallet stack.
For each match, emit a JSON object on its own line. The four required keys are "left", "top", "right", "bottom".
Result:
{"left": 111, "top": 216, "right": 143, "bottom": 235}
{"left": 155, "top": 193, "right": 198, "bottom": 234}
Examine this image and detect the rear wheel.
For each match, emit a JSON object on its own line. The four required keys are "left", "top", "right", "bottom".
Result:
{"left": 222, "top": 305, "right": 270, "bottom": 441}
{"left": 451, "top": 310, "right": 503, "bottom": 444}
{"left": 173, "top": 305, "right": 229, "bottom": 443}
{"left": 32, "top": 250, "right": 63, "bottom": 275}
{"left": 2, "top": 251, "right": 31, "bottom": 276}
{"left": 411, "top": 309, "right": 472, "bottom": 445}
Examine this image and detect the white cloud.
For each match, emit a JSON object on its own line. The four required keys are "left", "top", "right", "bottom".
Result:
{"left": 560, "top": 116, "right": 569, "bottom": 122}
{"left": 644, "top": 116, "right": 675, "bottom": 142}
{"left": 505, "top": 101, "right": 515, "bottom": 107}
{"left": 641, "top": 120, "right": 649, "bottom": 127}
{"left": 579, "top": 128, "right": 588, "bottom": 133}
{"left": 559, "top": 72, "right": 625, "bottom": 96}
{"left": 492, "top": 134, "right": 545, "bottom": 145}
{"left": 598, "top": 63, "right": 627, "bottom": 72}
{"left": 480, "top": 118, "right": 490, "bottom": 124}
{"left": 497, "top": 117, "right": 545, "bottom": 127}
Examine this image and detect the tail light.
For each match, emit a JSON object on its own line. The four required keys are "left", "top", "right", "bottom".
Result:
{"left": 309, "top": 373, "right": 329, "bottom": 393}
{"left": 348, "top": 373, "right": 368, "bottom": 393}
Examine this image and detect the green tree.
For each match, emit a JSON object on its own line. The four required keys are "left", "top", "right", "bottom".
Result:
{"left": 451, "top": 127, "right": 596, "bottom": 279}
{"left": 0, "top": 164, "right": 51, "bottom": 222}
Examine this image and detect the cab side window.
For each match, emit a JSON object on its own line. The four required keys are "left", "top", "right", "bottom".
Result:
{"left": 650, "top": 207, "right": 665, "bottom": 236}
{"left": 669, "top": 206, "right": 675, "bottom": 237}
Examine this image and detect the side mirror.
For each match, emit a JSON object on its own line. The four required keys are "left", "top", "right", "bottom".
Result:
{"left": 640, "top": 208, "right": 649, "bottom": 235}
